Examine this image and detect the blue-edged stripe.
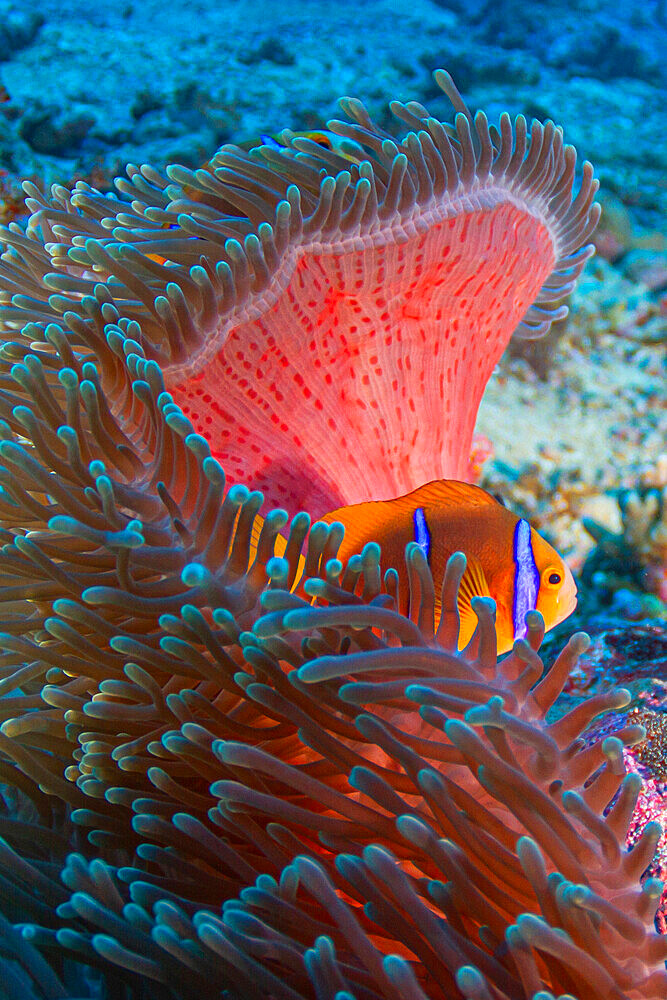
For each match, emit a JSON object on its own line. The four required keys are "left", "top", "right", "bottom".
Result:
{"left": 512, "top": 518, "right": 540, "bottom": 640}
{"left": 260, "top": 133, "right": 284, "bottom": 149}
{"left": 413, "top": 507, "right": 431, "bottom": 563}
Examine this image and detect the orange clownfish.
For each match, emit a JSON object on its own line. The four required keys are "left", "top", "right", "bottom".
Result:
{"left": 257, "top": 480, "right": 577, "bottom": 654}
{"left": 146, "top": 130, "right": 366, "bottom": 266}
{"left": 250, "top": 130, "right": 365, "bottom": 164}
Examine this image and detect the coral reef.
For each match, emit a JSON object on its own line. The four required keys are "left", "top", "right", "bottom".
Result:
{"left": 561, "top": 625, "right": 667, "bottom": 936}
{"left": 0, "top": 167, "right": 30, "bottom": 226}
{"left": 0, "top": 69, "right": 662, "bottom": 1000}
{"left": 582, "top": 462, "right": 667, "bottom": 603}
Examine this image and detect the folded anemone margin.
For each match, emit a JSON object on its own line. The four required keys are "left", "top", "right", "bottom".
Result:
{"left": 0, "top": 71, "right": 599, "bottom": 517}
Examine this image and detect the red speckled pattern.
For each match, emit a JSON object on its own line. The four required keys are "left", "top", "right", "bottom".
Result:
{"left": 170, "top": 201, "right": 554, "bottom": 517}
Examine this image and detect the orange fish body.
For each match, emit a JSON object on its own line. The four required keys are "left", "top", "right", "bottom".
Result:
{"left": 256, "top": 480, "right": 576, "bottom": 654}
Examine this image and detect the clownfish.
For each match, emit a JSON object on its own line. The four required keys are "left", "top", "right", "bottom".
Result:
{"left": 145, "top": 130, "right": 366, "bottom": 266}
{"left": 254, "top": 480, "right": 576, "bottom": 654}
{"left": 252, "top": 129, "right": 365, "bottom": 164}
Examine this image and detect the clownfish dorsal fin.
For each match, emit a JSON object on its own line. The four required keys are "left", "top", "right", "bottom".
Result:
{"left": 385, "top": 479, "right": 499, "bottom": 516}
{"left": 456, "top": 552, "right": 492, "bottom": 628}
{"left": 320, "top": 480, "right": 501, "bottom": 563}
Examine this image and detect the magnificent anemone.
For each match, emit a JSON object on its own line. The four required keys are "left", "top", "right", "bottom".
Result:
{"left": 0, "top": 72, "right": 662, "bottom": 1000}
{"left": 1, "top": 70, "right": 598, "bottom": 515}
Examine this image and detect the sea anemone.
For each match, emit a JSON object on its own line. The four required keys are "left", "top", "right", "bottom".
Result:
{"left": 0, "top": 70, "right": 598, "bottom": 516}
{"left": 0, "top": 71, "right": 659, "bottom": 1000}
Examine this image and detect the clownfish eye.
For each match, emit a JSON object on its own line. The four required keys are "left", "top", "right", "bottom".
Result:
{"left": 545, "top": 570, "right": 562, "bottom": 586}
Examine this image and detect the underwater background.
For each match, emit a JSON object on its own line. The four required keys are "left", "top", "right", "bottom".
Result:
{"left": 0, "top": 0, "right": 664, "bottom": 998}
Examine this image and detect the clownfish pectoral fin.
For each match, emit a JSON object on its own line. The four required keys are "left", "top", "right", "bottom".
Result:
{"left": 456, "top": 553, "right": 492, "bottom": 641}
{"left": 457, "top": 553, "right": 492, "bottom": 606}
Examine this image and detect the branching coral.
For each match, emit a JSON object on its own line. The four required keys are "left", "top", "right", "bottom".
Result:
{"left": 0, "top": 71, "right": 657, "bottom": 1000}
